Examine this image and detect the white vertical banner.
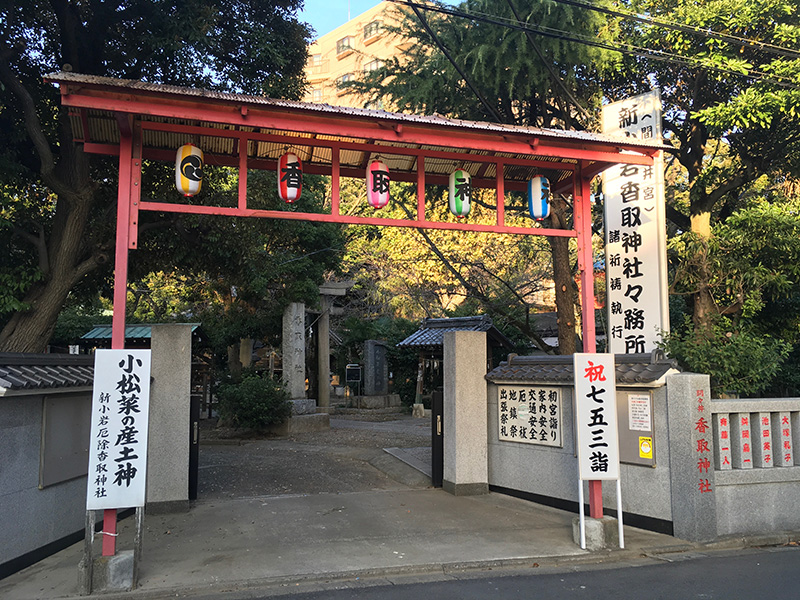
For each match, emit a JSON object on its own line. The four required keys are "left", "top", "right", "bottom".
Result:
{"left": 87, "top": 349, "right": 151, "bottom": 510}
{"left": 602, "top": 90, "right": 669, "bottom": 354}
{"left": 574, "top": 353, "right": 620, "bottom": 481}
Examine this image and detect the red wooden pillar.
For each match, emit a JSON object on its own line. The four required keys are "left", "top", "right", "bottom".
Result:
{"left": 105, "top": 120, "right": 142, "bottom": 555}
{"left": 574, "top": 167, "right": 603, "bottom": 519}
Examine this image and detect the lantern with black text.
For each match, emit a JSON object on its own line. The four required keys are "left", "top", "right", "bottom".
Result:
{"left": 175, "top": 144, "right": 203, "bottom": 196}
{"left": 527, "top": 176, "right": 551, "bottom": 220}
{"left": 278, "top": 152, "right": 303, "bottom": 203}
{"left": 366, "top": 160, "right": 390, "bottom": 208}
{"left": 448, "top": 169, "right": 472, "bottom": 218}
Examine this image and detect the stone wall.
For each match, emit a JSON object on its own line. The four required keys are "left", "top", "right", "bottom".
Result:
{"left": 486, "top": 372, "right": 800, "bottom": 541}
{"left": 0, "top": 392, "right": 90, "bottom": 574}
{"left": 487, "top": 382, "right": 675, "bottom": 525}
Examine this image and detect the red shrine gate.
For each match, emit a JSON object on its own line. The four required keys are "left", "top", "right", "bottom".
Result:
{"left": 46, "top": 71, "right": 664, "bottom": 553}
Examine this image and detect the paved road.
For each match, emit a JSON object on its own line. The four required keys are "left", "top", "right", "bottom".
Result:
{"left": 248, "top": 546, "right": 800, "bottom": 600}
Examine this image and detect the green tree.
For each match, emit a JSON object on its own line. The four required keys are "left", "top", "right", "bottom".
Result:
{"left": 347, "top": 0, "right": 617, "bottom": 353}
{"left": 607, "top": 0, "right": 800, "bottom": 330}
{"left": 340, "top": 180, "right": 558, "bottom": 351}
{"left": 663, "top": 197, "right": 800, "bottom": 395}
{"left": 0, "top": 0, "right": 313, "bottom": 352}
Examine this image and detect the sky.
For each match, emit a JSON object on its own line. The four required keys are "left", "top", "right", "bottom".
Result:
{"left": 300, "top": 0, "right": 384, "bottom": 39}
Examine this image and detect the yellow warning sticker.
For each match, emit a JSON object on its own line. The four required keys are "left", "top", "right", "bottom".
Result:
{"left": 639, "top": 436, "right": 653, "bottom": 459}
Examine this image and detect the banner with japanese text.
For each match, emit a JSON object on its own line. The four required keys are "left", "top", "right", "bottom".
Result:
{"left": 602, "top": 90, "right": 669, "bottom": 354}
{"left": 497, "top": 385, "right": 562, "bottom": 447}
{"left": 574, "top": 353, "right": 620, "bottom": 481}
{"left": 86, "top": 350, "right": 151, "bottom": 510}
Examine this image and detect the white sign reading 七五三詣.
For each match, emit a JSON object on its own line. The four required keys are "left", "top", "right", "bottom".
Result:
{"left": 574, "top": 353, "right": 620, "bottom": 481}
{"left": 86, "top": 349, "right": 151, "bottom": 510}
{"left": 602, "top": 90, "right": 669, "bottom": 354}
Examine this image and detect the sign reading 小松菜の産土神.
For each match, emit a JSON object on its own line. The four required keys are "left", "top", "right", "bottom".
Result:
{"left": 497, "top": 385, "right": 562, "bottom": 447}
{"left": 86, "top": 349, "right": 151, "bottom": 510}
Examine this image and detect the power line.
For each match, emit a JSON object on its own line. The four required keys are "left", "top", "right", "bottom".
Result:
{"left": 407, "top": 1, "right": 505, "bottom": 122}
{"left": 548, "top": 0, "right": 800, "bottom": 60}
{"left": 386, "top": 0, "right": 800, "bottom": 90}
{"left": 503, "top": 0, "right": 591, "bottom": 122}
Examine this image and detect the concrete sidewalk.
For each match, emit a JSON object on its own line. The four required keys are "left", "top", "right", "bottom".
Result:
{"left": 0, "top": 416, "right": 693, "bottom": 599}
{"left": 0, "top": 486, "right": 685, "bottom": 600}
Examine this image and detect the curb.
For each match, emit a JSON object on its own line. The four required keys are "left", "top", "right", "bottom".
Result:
{"left": 36, "top": 531, "right": 800, "bottom": 600}
{"left": 54, "top": 550, "right": 647, "bottom": 600}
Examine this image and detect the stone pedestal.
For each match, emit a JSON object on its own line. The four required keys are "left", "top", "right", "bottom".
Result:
{"left": 351, "top": 393, "right": 401, "bottom": 409}
{"left": 79, "top": 550, "right": 134, "bottom": 594}
{"left": 572, "top": 516, "right": 620, "bottom": 551}
{"left": 267, "top": 413, "right": 330, "bottom": 435}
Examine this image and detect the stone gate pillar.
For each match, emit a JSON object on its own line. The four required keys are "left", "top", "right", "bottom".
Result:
{"left": 282, "top": 302, "right": 306, "bottom": 401}
{"left": 443, "top": 330, "right": 488, "bottom": 496}
{"left": 147, "top": 323, "right": 192, "bottom": 513}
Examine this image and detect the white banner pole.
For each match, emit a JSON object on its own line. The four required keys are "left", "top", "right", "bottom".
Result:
{"left": 616, "top": 478, "right": 625, "bottom": 549}
{"left": 578, "top": 480, "right": 586, "bottom": 550}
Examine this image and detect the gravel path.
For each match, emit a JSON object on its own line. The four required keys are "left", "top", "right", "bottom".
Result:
{"left": 198, "top": 415, "right": 431, "bottom": 500}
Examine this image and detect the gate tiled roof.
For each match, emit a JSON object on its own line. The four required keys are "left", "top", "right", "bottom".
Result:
{"left": 485, "top": 351, "right": 680, "bottom": 385}
{"left": 397, "top": 316, "right": 514, "bottom": 351}
{"left": 0, "top": 353, "right": 94, "bottom": 393}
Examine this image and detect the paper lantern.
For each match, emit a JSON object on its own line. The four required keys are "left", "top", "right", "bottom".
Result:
{"left": 366, "top": 160, "right": 390, "bottom": 208}
{"left": 175, "top": 144, "right": 203, "bottom": 196}
{"left": 527, "top": 176, "right": 551, "bottom": 220}
{"left": 449, "top": 169, "right": 472, "bottom": 218}
{"left": 278, "top": 152, "right": 303, "bottom": 203}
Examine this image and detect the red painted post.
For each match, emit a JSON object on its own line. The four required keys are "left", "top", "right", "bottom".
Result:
{"left": 417, "top": 155, "right": 425, "bottom": 221}
{"left": 238, "top": 137, "right": 248, "bottom": 210}
{"left": 105, "top": 125, "right": 141, "bottom": 555}
{"left": 331, "top": 146, "right": 340, "bottom": 216}
{"left": 495, "top": 162, "right": 505, "bottom": 227}
{"left": 574, "top": 168, "right": 603, "bottom": 519}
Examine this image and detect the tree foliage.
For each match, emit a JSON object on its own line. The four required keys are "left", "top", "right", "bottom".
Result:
{"left": 0, "top": 0, "right": 315, "bottom": 351}
{"left": 346, "top": 0, "right": 618, "bottom": 352}
{"left": 608, "top": 0, "right": 800, "bottom": 329}
{"left": 339, "top": 179, "right": 558, "bottom": 351}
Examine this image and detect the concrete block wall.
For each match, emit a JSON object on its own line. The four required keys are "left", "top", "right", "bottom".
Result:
{"left": 0, "top": 394, "right": 88, "bottom": 572}
{"left": 487, "top": 383, "right": 674, "bottom": 524}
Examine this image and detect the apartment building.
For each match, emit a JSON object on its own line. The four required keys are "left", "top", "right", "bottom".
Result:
{"left": 304, "top": 1, "right": 407, "bottom": 108}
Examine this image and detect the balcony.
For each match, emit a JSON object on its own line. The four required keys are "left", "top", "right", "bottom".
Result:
{"left": 336, "top": 36, "right": 355, "bottom": 58}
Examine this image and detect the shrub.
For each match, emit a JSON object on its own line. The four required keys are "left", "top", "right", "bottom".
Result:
{"left": 659, "top": 315, "right": 790, "bottom": 398}
{"left": 217, "top": 374, "right": 292, "bottom": 430}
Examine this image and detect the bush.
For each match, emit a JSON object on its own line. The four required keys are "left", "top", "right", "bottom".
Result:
{"left": 659, "top": 315, "right": 790, "bottom": 398}
{"left": 217, "top": 374, "right": 292, "bottom": 430}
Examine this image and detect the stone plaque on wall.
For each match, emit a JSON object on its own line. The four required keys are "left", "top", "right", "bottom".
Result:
{"left": 497, "top": 385, "right": 562, "bottom": 447}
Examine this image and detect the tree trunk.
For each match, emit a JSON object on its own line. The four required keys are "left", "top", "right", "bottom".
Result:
{"left": 690, "top": 210, "right": 715, "bottom": 332}
{"left": 548, "top": 195, "right": 577, "bottom": 355}
{"left": 0, "top": 181, "right": 101, "bottom": 353}
{"left": 549, "top": 236, "right": 577, "bottom": 354}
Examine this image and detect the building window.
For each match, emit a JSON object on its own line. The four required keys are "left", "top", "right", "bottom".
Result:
{"left": 363, "top": 20, "right": 382, "bottom": 42}
{"left": 335, "top": 73, "right": 354, "bottom": 90}
{"left": 311, "top": 89, "right": 323, "bottom": 102}
{"left": 336, "top": 36, "right": 355, "bottom": 57}
{"left": 363, "top": 59, "right": 384, "bottom": 73}
{"left": 310, "top": 54, "right": 322, "bottom": 66}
